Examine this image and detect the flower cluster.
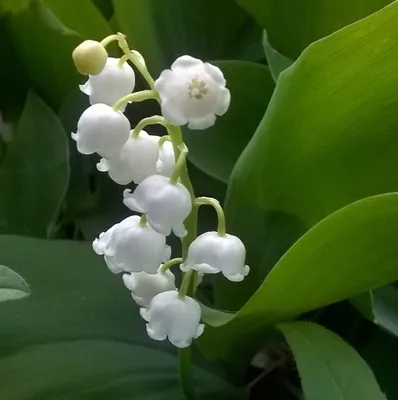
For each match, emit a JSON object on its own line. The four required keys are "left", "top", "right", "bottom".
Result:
{"left": 71, "top": 35, "right": 249, "bottom": 349}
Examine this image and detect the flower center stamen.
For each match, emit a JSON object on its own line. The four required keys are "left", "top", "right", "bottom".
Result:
{"left": 188, "top": 78, "right": 208, "bottom": 99}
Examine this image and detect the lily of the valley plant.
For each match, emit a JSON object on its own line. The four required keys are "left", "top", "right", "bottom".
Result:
{"left": 71, "top": 33, "right": 249, "bottom": 396}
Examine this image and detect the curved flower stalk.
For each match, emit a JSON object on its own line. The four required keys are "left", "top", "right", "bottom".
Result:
{"left": 71, "top": 32, "right": 248, "bottom": 399}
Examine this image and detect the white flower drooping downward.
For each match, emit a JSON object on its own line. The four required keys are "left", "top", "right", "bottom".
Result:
{"left": 80, "top": 57, "right": 136, "bottom": 107}
{"left": 122, "top": 267, "right": 176, "bottom": 307}
{"left": 181, "top": 231, "right": 250, "bottom": 282}
{"left": 154, "top": 55, "right": 230, "bottom": 130}
{"left": 97, "top": 130, "right": 159, "bottom": 185}
{"left": 140, "top": 290, "right": 205, "bottom": 348}
{"left": 72, "top": 104, "right": 130, "bottom": 159}
{"left": 123, "top": 175, "right": 192, "bottom": 237}
{"left": 93, "top": 215, "right": 171, "bottom": 274}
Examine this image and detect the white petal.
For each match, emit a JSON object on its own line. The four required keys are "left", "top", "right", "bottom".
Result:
{"left": 171, "top": 55, "right": 203, "bottom": 71}
{"left": 204, "top": 63, "right": 226, "bottom": 86}
{"left": 96, "top": 158, "right": 110, "bottom": 172}
{"left": 187, "top": 114, "right": 216, "bottom": 130}
{"left": 79, "top": 80, "right": 92, "bottom": 95}
{"left": 140, "top": 307, "right": 150, "bottom": 322}
{"left": 172, "top": 222, "right": 187, "bottom": 238}
{"left": 215, "top": 87, "right": 231, "bottom": 116}
{"left": 161, "top": 98, "right": 189, "bottom": 126}
{"left": 123, "top": 189, "right": 145, "bottom": 213}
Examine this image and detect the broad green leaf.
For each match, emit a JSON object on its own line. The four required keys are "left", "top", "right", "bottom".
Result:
{"left": 0, "top": 265, "right": 29, "bottom": 303}
{"left": 278, "top": 322, "right": 386, "bottom": 400}
{"left": 44, "top": 0, "right": 112, "bottom": 40}
{"left": 0, "top": 91, "right": 69, "bottom": 237}
{"left": 199, "top": 194, "right": 398, "bottom": 363}
{"left": 183, "top": 61, "right": 275, "bottom": 183}
{"left": 235, "top": 0, "right": 393, "bottom": 58}
{"left": 353, "top": 286, "right": 398, "bottom": 337}
{"left": 219, "top": 2, "right": 398, "bottom": 309}
{"left": 0, "top": 235, "right": 242, "bottom": 399}
{"left": 113, "top": 0, "right": 263, "bottom": 75}
{"left": 362, "top": 329, "right": 398, "bottom": 400}
{"left": 6, "top": 0, "right": 81, "bottom": 108}
{"left": 262, "top": 31, "right": 293, "bottom": 81}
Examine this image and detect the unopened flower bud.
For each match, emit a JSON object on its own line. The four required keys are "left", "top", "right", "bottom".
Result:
{"left": 72, "top": 40, "right": 108, "bottom": 76}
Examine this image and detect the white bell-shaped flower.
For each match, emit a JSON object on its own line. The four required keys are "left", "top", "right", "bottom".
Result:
{"left": 122, "top": 267, "right": 176, "bottom": 307}
{"left": 154, "top": 55, "right": 230, "bottom": 130}
{"left": 72, "top": 104, "right": 130, "bottom": 159}
{"left": 149, "top": 136, "right": 176, "bottom": 177}
{"left": 180, "top": 231, "right": 250, "bottom": 282}
{"left": 123, "top": 175, "right": 191, "bottom": 237}
{"left": 92, "top": 215, "right": 171, "bottom": 274}
{"left": 80, "top": 57, "right": 136, "bottom": 107}
{"left": 97, "top": 130, "right": 159, "bottom": 185}
{"left": 140, "top": 290, "right": 205, "bottom": 348}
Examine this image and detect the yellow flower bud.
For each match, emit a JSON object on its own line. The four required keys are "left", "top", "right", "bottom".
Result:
{"left": 72, "top": 40, "right": 108, "bottom": 76}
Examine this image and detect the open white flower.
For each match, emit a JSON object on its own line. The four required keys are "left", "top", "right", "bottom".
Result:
{"left": 154, "top": 55, "right": 230, "bottom": 130}
{"left": 72, "top": 104, "right": 130, "bottom": 159}
{"left": 97, "top": 130, "right": 159, "bottom": 185}
{"left": 149, "top": 136, "right": 176, "bottom": 177}
{"left": 140, "top": 290, "right": 204, "bottom": 348}
{"left": 122, "top": 267, "right": 176, "bottom": 307}
{"left": 93, "top": 215, "right": 171, "bottom": 274}
{"left": 80, "top": 57, "right": 136, "bottom": 107}
{"left": 123, "top": 175, "right": 191, "bottom": 237}
{"left": 181, "top": 231, "right": 250, "bottom": 282}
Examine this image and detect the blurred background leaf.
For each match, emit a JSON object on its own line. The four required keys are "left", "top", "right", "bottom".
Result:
{"left": 0, "top": 265, "right": 29, "bottom": 303}
{"left": 0, "top": 91, "right": 69, "bottom": 238}
{"left": 279, "top": 322, "right": 386, "bottom": 400}
{"left": 113, "top": 0, "right": 264, "bottom": 76}
{"left": 0, "top": 235, "right": 243, "bottom": 399}
{"left": 235, "top": 0, "right": 393, "bottom": 58}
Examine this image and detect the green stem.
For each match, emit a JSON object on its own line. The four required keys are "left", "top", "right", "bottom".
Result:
{"left": 112, "top": 90, "right": 156, "bottom": 111}
{"left": 132, "top": 115, "right": 168, "bottom": 138}
{"left": 100, "top": 33, "right": 120, "bottom": 47}
{"left": 179, "top": 347, "right": 198, "bottom": 400}
{"left": 117, "top": 35, "right": 156, "bottom": 90}
{"left": 158, "top": 135, "right": 171, "bottom": 147}
{"left": 195, "top": 197, "right": 226, "bottom": 236}
{"left": 139, "top": 213, "right": 147, "bottom": 227}
{"left": 160, "top": 257, "right": 183, "bottom": 273}
{"left": 178, "top": 270, "right": 194, "bottom": 299}
{"left": 170, "top": 146, "right": 188, "bottom": 185}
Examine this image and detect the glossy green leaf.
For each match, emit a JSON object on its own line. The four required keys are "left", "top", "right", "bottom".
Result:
{"left": 0, "top": 235, "right": 243, "bottom": 399}
{"left": 235, "top": 0, "right": 393, "bottom": 58}
{"left": 219, "top": 2, "right": 398, "bottom": 309}
{"left": 0, "top": 91, "right": 69, "bottom": 237}
{"left": 278, "top": 322, "right": 386, "bottom": 400}
{"left": 200, "top": 194, "right": 398, "bottom": 363}
{"left": 6, "top": 0, "right": 81, "bottom": 108}
{"left": 362, "top": 329, "right": 398, "bottom": 400}
{"left": 113, "top": 0, "right": 263, "bottom": 75}
{"left": 262, "top": 31, "right": 293, "bottom": 81}
{"left": 183, "top": 61, "right": 274, "bottom": 183}
{"left": 44, "top": 0, "right": 112, "bottom": 40}
{"left": 0, "top": 265, "right": 29, "bottom": 303}
{"left": 353, "top": 285, "right": 398, "bottom": 337}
